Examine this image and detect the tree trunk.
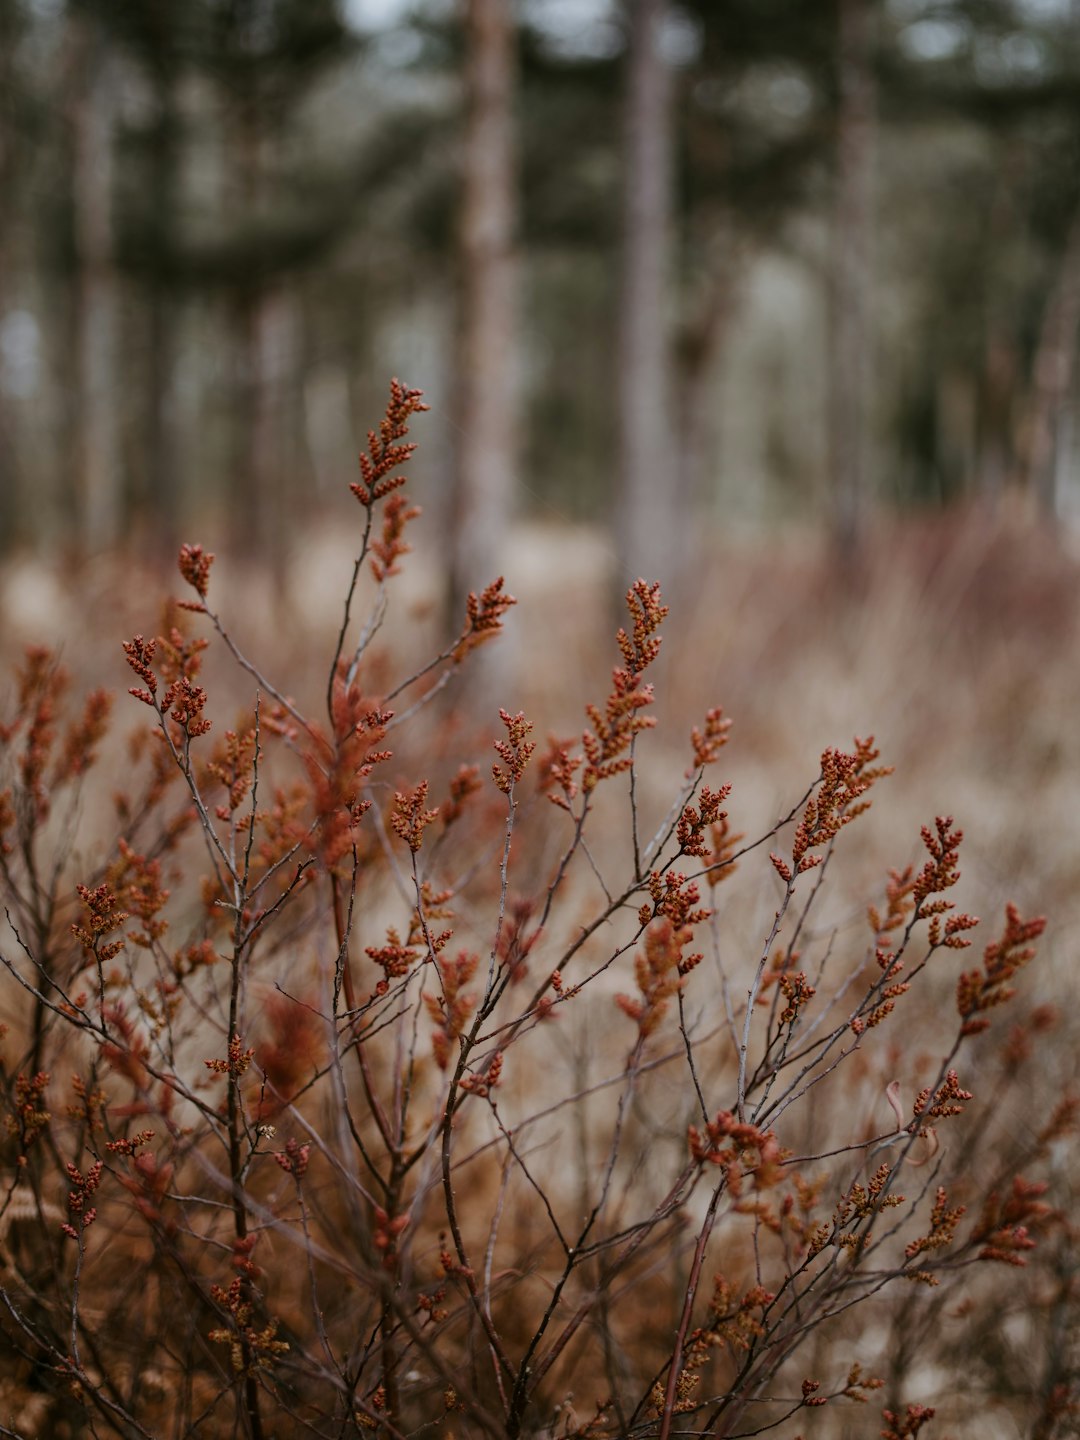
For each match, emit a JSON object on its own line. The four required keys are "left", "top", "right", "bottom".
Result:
{"left": 617, "top": 0, "right": 674, "bottom": 604}
{"left": 251, "top": 284, "right": 299, "bottom": 575}
{"left": 229, "top": 281, "right": 295, "bottom": 576}
{"left": 0, "top": 0, "right": 20, "bottom": 550}
{"left": 449, "top": 0, "right": 518, "bottom": 642}
{"left": 226, "top": 98, "right": 296, "bottom": 580}
{"left": 976, "top": 144, "right": 1023, "bottom": 507}
{"left": 141, "top": 75, "right": 182, "bottom": 554}
{"left": 829, "top": 0, "right": 876, "bottom": 557}
{"left": 1020, "top": 204, "right": 1080, "bottom": 520}
{"left": 69, "top": 15, "right": 122, "bottom": 553}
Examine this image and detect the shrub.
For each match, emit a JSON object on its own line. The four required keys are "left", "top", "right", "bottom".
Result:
{"left": 0, "top": 381, "right": 1072, "bottom": 1439}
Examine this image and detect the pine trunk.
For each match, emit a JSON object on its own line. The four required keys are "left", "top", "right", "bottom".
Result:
{"left": 617, "top": 0, "right": 674, "bottom": 604}
{"left": 829, "top": 0, "right": 875, "bottom": 557}
{"left": 449, "top": 0, "right": 518, "bottom": 642}
{"left": 70, "top": 16, "right": 122, "bottom": 552}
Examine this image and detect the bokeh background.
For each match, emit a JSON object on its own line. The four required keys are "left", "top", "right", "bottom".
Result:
{"left": 3, "top": 0, "right": 1080, "bottom": 946}
{"left": 3, "top": 0, "right": 1080, "bottom": 568}
{"left": 2, "top": 4, "right": 1079, "bottom": 1431}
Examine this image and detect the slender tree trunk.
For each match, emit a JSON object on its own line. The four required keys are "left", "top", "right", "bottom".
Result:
{"left": 69, "top": 15, "right": 122, "bottom": 552}
{"left": 0, "top": 33, "right": 17, "bottom": 551}
{"left": 251, "top": 284, "right": 298, "bottom": 576}
{"left": 449, "top": 0, "right": 518, "bottom": 639}
{"left": 142, "top": 75, "right": 181, "bottom": 553}
{"left": 229, "top": 92, "right": 260, "bottom": 555}
{"left": 1020, "top": 204, "right": 1080, "bottom": 520}
{"left": 976, "top": 145, "right": 1023, "bottom": 507}
{"left": 227, "top": 99, "right": 294, "bottom": 576}
{"left": 0, "top": 0, "right": 23, "bottom": 551}
{"left": 229, "top": 280, "right": 291, "bottom": 571}
{"left": 829, "top": 0, "right": 876, "bottom": 556}
{"left": 617, "top": 0, "right": 674, "bottom": 603}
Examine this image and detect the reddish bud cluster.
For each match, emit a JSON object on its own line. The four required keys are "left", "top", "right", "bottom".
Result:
{"left": 230, "top": 1232, "right": 260, "bottom": 1278}
{"left": 123, "top": 634, "right": 158, "bottom": 706}
{"left": 415, "top": 1287, "right": 448, "bottom": 1324}
{"left": 274, "top": 1137, "right": 312, "bottom": 1179}
{"left": 106, "top": 1129, "right": 155, "bottom": 1157}
{"left": 843, "top": 1363, "right": 885, "bottom": 1403}
{"left": 868, "top": 865, "right": 919, "bottom": 943}
{"left": 492, "top": 710, "right": 536, "bottom": 794}
{"left": 373, "top": 1206, "right": 410, "bottom": 1270}
{"left": 112, "top": 840, "right": 170, "bottom": 949}
{"left": 774, "top": 738, "right": 890, "bottom": 884}
{"left": 61, "top": 1159, "right": 103, "bottom": 1240}
{"left": 881, "top": 1402, "right": 936, "bottom": 1439}
{"left": 118, "top": 1148, "right": 174, "bottom": 1226}
{"left": 6, "top": 1072, "right": 51, "bottom": 1156}
{"left": 689, "top": 706, "right": 731, "bottom": 770}
{"left": 459, "top": 1049, "right": 503, "bottom": 1098}
{"left": 205, "top": 1034, "right": 255, "bottom": 1078}
{"left": 495, "top": 896, "right": 540, "bottom": 983}
{"left": 638, "top": 869, "right": 710, "bottom": 943}
{"left": 583, "top": 674, "right": 654, "bottom": 790}
{"left": 956, "top": 903, "right": 1046, "bottom": 1035}
{"left": 56, "top": 687, "right": 112, "bottom": 784}
{"left": 391, "top": 780, "right": 440, "bottom": 853}
{"left": 0, "top": 651, "right": 112, "bottom": 869}
{"left": 306, "top": 689, "right": 392, "bottom": 866}
{"left": 779, "top": 970, "right": 816, "bottom": 1026}
{"left": 122, "top": 627, "right": 213, "bottom": 739}
{"left": 619, "top": 578, "right": 668, "bottom": 672}
{"left": 209, "top": 1267, "right": 289, "bottom": 1374}
{"left": 579, "top": 580, "right": 667, "bottom": 793}
{"left": 904, "top": 1185, "right": 966, "bottom": 1264}
{"left": 690, "top": 1274, "right": 775, "bottom": 1362}
{"left": 677, "top": 783, "right": 732, "bottom": 858}
{"left": 163, "top": 675, "right": 211, "bottom": 738}
{"left": 178, "top": 542, "right": 214, "bottom": 602}
{"left": 704, "top": 808, "right": 743, "bottom": 888}
{"left": 350, "top": 378, "right": 427, "bottom": 507}
{"left": 424, "top": 952, "right": 479, "bottom": 1069}
{"left": 441, "top": 763, "right": 482, "bottom": 828}
{"left": 537, "top": 735, "right": 583, "bottom": 811}
{"left": 688, "top": 1111, "right": 785, "bottom": 1194}
{"left": 455, "top": 577, "right": 517, "bottom": 659}
{"left": 972, "top": 1176, "right": 1054, "bottom": 1265}
{"left": 205, "top": 726, "right": 258, "bottom": 819}
{"left": 71, "top": 882, "right": 129, "bottom": 965}
{"left": 67, "top": 1075, "right": 107, "bottom": 1130}
{"left": 616, "top": 919, "right": 687, "bottom": 1038}
{"left": 252, "top": 992, "right": 326, "bottom": 1120}
{"left": 801, "top": 1378, "right": 827, "bottom": 1407}
{"left": 438, "top": 1239, "right": 474, "bottom": 1280}
{"left": 99, "top": 1002, "right": 150, "bottom": 1086}
{"left": 836, "top": 1163, "right": 905, "bottom": 1237}
{"left": 913, "top": 1068, "right": 972, "bottom": 1122}
{"left": 913, "top": 815, "right": 964, "bottom": 908}
{"left": 371, "top": 493, "right": 422, "bottom": 581}
{"left": 366, "top": 928, "right": 418, "bottom": 983}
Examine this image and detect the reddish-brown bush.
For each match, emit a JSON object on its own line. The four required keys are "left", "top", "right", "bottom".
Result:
{"left": 0, "top": 382, "right": 1074, "bottom": 1439}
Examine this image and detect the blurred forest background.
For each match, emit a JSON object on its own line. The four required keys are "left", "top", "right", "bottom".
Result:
{"left": 2, "top": 11, "right": 1080, "bottom": 1425}
{"left": 4, "top": 0, "right": 1080, "bottom": 603}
